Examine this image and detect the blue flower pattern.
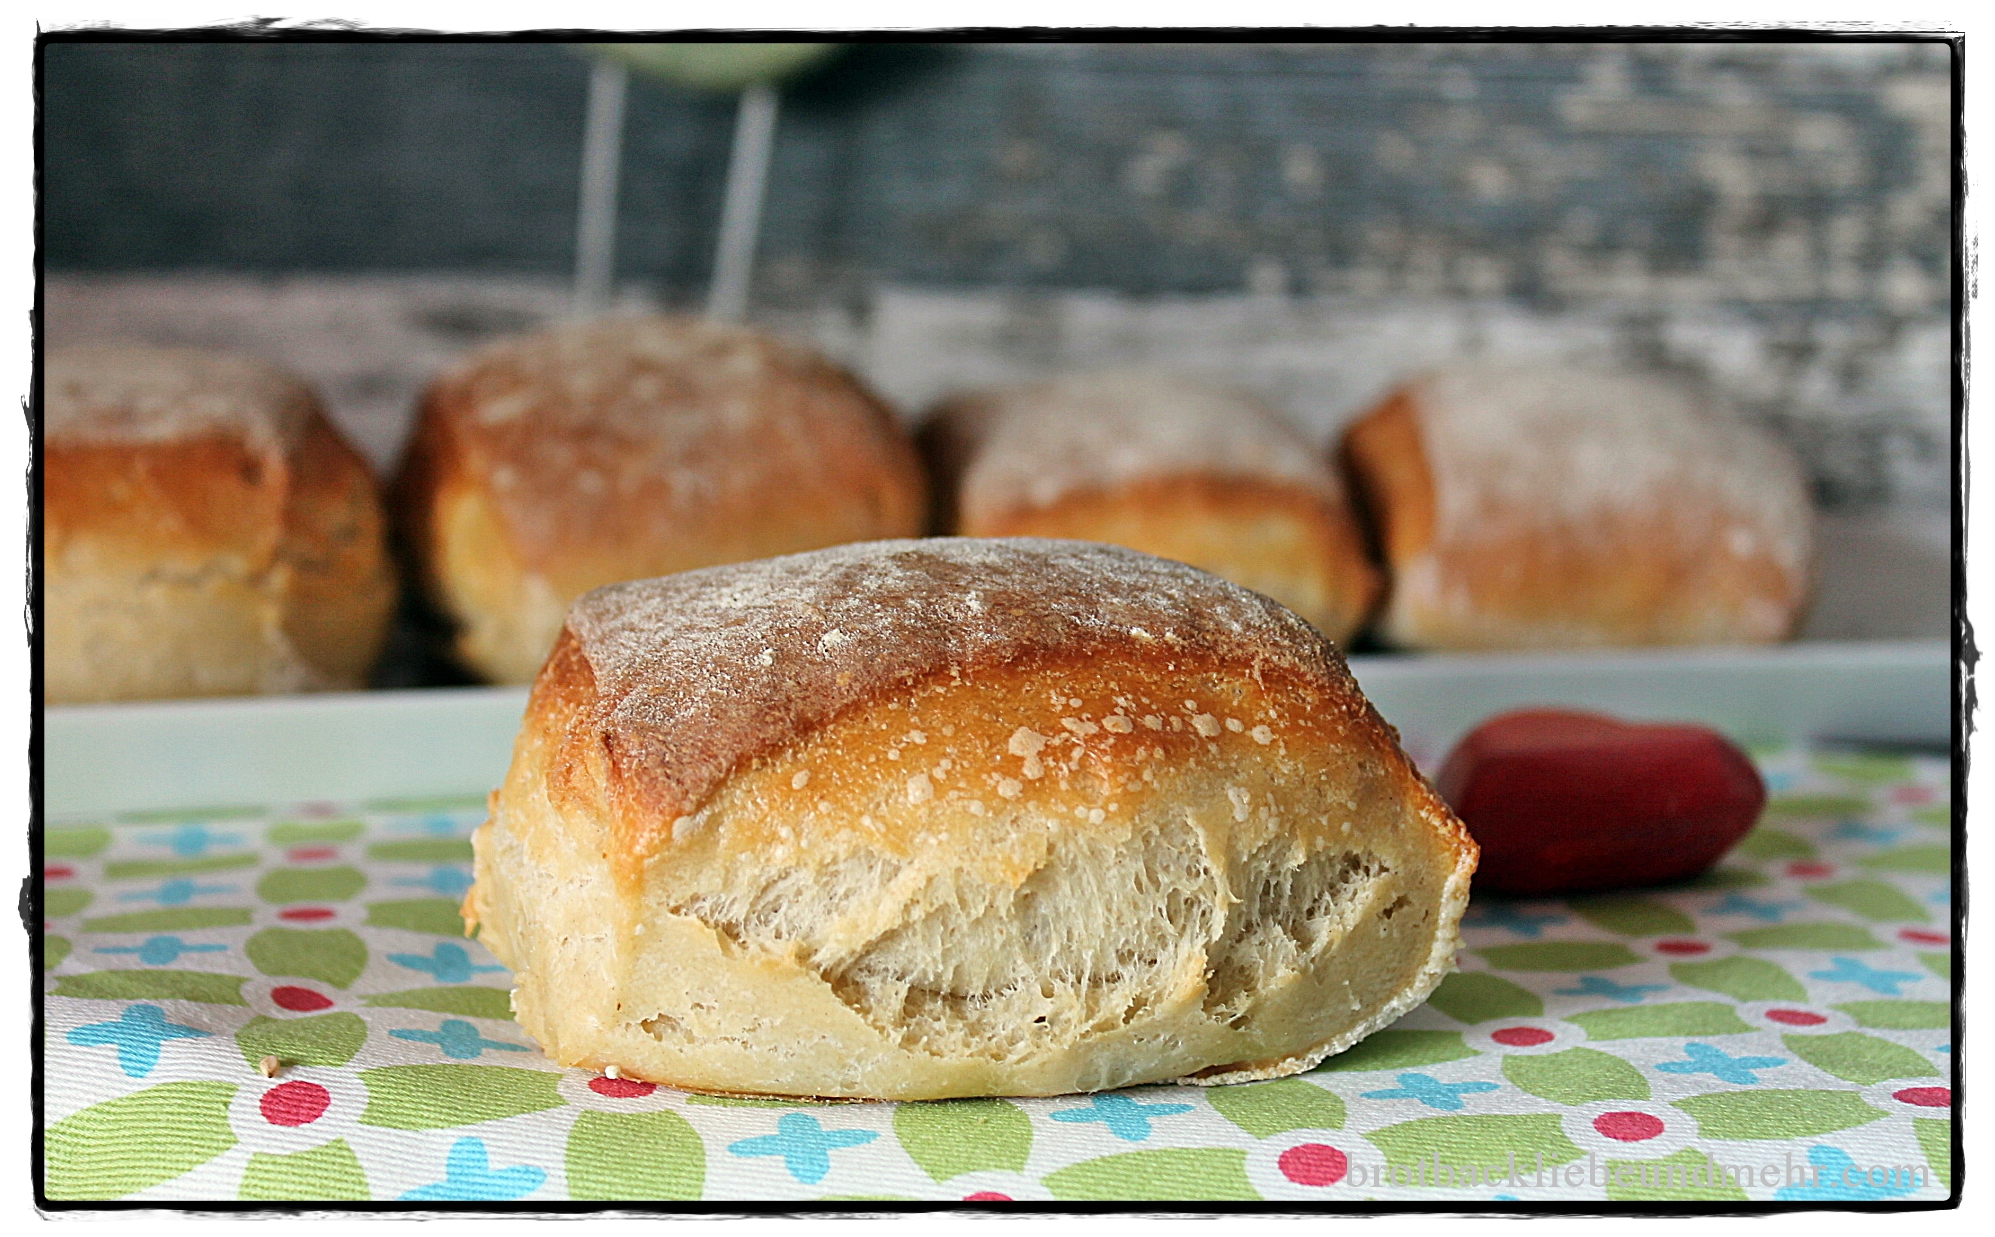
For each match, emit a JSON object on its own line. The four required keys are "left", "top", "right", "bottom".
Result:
{"left": 1828, "top": 821, "right": 1903, "bottom": 845}
{"left": 1463, "top": 904, "right": 1567, "bottom": 938}
{"left": 392, "top": 815, "right": 473, "bottom": 838}
{"left": 1709, "top": 894, "right": 1800, "bottom": 922}
{"left": 389, "top": 1019, "right": 532, "bottom": 1059}
{"left": 140, "top": 824, "right": 244, "bottom": 856}
{"left": 1809, "top": 957, "right": 1924, "bottom": 996}
{"left": 1360, "top": 1074, "right": 1502, "bottom": 1111}
{"left": 392, "top": 866, "right": 475, "bottom": 897}
{"left": 1554, "top": 976, "right": 1667, "bottom": 1003}
{"left": 118, "top": 879, "right": 235, "bottom": 906}
{"left": 67, "top": 1004, "right": 211, "bottom": 1077}
{"left": 728, "top": 1113, "right": 878, "bottom": 1184}
{"left": 401, "top": 1138, "right": 546, "bottom": 1201}
{"left": 1655, "top": 1043, "right": 1788, "bottom": 1085}
{"left": 388, "top": 942, "right": 506, "bottom": 984}
{"left": 1048, "top": 1092, "right": 1195, "bottom": 1140}
{"left": 93, "top": 935, "right": 229, "bottom": 966}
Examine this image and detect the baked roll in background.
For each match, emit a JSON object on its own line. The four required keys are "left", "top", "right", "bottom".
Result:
{"left": 395, "top": 316, "right": 927, "bottom": 684}
{"left": 1341, "top": 364, "right": 1817, "bottom": 650}
{"left": 464, "top": 538, "right": 1475, "bottom": 1100}
{"left": 921, "top": 372, "right": 1381, "bottom": 642}
{"left": 44, "top": 345, "right": 397, "bottom": 704}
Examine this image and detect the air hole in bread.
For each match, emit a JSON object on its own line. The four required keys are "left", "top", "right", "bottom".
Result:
{"left": 1202, "top": 848, "right": 1391, "bottom": 1025}
{"left": 641, "top": 1011, "right": 689, "bottom": 1041}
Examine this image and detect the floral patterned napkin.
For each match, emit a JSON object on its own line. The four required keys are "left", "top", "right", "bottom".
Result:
{"left": 41, "top": 745, "right": 1953, "bottom": 1205}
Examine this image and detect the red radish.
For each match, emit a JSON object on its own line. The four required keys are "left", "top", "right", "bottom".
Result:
{"left": 1436, "top": 709, "right": 1765, "bottom": 896}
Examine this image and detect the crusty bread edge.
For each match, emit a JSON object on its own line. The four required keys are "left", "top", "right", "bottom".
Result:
{"left": 1176, "top": 796, "right": 1475, "bottom": 1086}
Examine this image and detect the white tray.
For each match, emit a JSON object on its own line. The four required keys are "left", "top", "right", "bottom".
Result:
{"left": 42, "top": 639, "right": 1949, "bottom": 819}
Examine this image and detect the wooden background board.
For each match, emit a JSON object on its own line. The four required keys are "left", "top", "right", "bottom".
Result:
{"left": 40, "top": 39, "right": 1954, "bottom": 514}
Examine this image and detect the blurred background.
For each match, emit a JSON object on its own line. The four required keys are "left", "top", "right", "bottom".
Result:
{"left": 41, "top": 38, "right": 1954, "bottom": 642}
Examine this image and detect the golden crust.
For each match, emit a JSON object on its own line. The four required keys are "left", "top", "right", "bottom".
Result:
{"left": 550, "top": 539, "right": 1354, "bottom": 854}
{"left": 44, "top": 349, "right": 396, "bottom": 703}
{"left": 921, "top": 374, "right": 1382, "bottom": 643}
{"left": 467, "top": 539, "right": 1475, "bottom": 1099}
{"left": 965, "top": 475, "right": 1382, "bottom": 645}
{"left": 276, "top": 415, "right": 402, "bottom": 684}
{"left": 395, "top": 316, "right": 928, "bottom": 683}
{"left": 1341, "top": 366, "right": 1816, "bottom": 650}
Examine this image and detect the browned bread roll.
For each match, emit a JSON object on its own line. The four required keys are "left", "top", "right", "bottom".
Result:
{"left": 464, "top": 538, "right": 1475, "bottom": 1100}
{"left": 44, "top": 346, "right": 397, "bottom": 704}
{"left": 396, "top": 316, "right": 927, "bottom": 684}
{"left": 1341, "top": 364, "right": 1816, "bottom": 650}
{"left": 921, "top": 372, "right": 1381, "bottom": 643}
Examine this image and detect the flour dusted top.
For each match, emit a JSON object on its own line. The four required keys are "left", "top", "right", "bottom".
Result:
{"left": 45, "top": 346, "right": 316, "bottom": 452}
{"left": 1413, "top": 364, "right": 1814, "bottom": 574}
{"left": 939, "top": 371, "right": 1340, "bottom": 521}
{"left": 561, "top": 538, "right": 1353, "bottom": 822}
{"left": 428, "top": 315, "right": 913, "bottom": 564}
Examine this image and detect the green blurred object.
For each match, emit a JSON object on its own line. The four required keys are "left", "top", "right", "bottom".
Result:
{"left": 584, "top": 43, "right": 838, "bottom": 92}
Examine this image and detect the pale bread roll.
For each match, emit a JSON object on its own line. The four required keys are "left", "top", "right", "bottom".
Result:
{"left": 396, "top": 316, "right": 927, "bottom": 684}
{"left": 1341, "top": 364, "right": 1816, "bottom": 650}
{"left": 45, "top": 346, "right": 397, "bottom": 704}
{"left": 922, "top": 372, "right": 1382, "bottom": 642}
{"left": 464, "top": 538, "right": 1475, "bottom": 1100}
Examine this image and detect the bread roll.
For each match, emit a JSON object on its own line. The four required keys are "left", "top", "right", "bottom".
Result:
{"left": 396, "top": 316, "right": 927, "bottom": 684}
{"left": 464, "top": 538, "right": 1475, "bottom": 1100}
{"left": 44, "top": 346, "right": 397, "bottom": 704}
{"left": 921, "top": 372, "right": 1381, "bottom": 643}
{"left": 1341, "top": 364, "right": 1816, "bottom": 650}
